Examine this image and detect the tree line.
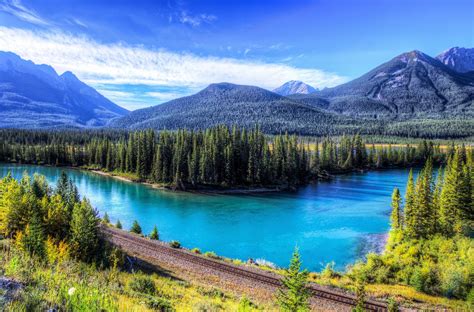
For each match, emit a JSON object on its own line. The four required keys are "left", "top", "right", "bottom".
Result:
{"left": 0, "top": 127, "right": 459, "bottom": 189}
{"left": 0, "top": 172, "right": 109, "bottom": 264}
{"left": 354, "top": 147, "right": 473, "bottom": 301}
{"left": 390, "top": 146, "right": 473, "bottom": 239}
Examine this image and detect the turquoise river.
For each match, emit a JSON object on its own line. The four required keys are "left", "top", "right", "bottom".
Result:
{"left": 0, "top": 163, "right": 414, "bottom": 271}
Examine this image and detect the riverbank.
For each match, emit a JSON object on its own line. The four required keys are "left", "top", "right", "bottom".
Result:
{"left": 89, "top": 169, "right": 289, "bottom": 195}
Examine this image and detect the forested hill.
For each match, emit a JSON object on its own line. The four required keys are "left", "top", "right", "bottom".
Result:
{"left": 292, "top": 50, "right": 474, "bottom": 119}
{"left": 111, "top": 49, "right": 474, "bottom": 138}
{"left": 110, "top": 82, "right": 368, "bottom": 136}
{"left": 0, "top": 52, "right": 128, "bottom": 128}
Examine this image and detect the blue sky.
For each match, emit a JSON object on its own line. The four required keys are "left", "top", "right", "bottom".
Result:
{"left": 0, "top": 0, "right": 473, "bottom": 110}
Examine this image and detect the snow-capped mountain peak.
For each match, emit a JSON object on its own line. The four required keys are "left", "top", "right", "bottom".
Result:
{"left": 436, "top": 47, "right": 474, "bottom": 73}
{"left": 273, "top": 80, "right": 318, "bottom": 96}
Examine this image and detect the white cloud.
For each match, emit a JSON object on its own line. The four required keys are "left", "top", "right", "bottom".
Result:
{"left": 0, "top": 0, "right": 49, "bottom": 25}
{"left": 179, "top": 11, "right": 217, "bottom": 27}
{"left": 146, "top": 91, "right": 190, "bottom": 101}
{"left": 0, "top": 27, "right": 346, "bottom": 107}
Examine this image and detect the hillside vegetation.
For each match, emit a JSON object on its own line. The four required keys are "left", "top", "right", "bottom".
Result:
{"left": 0, "top": 127, "right": 456, "bottom": 190}
{"left": 0, "top": 173, "right": 266, "bottom": 311}
{"left": 350, "top": 148, "right": 473, "bottom": 304}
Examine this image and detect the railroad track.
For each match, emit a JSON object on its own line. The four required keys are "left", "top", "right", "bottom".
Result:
{"left": 102, "top": 226, "right": 387, "bottom": 311}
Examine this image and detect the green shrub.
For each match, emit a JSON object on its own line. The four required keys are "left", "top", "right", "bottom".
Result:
{"left": 467, "top": 288, "right": 474, "bottom": 309}
{"left": 145, "top": 296, "right": 174, "bottom": 311}
{"left": 128, "top": 275, "right": 156, "bottom": 295}
{"left": 193, "top": 301, "right": 222, "bottom": 312}
{"left": 238, "top": 296, "right": 257, "bottom": 311}
{"left": 204, "top": 251, "right": 220, "bottom": 259}
{"left": 130, "top": 220, "right": 142, "bottom": 234}
{"left": 191, "top": 248, "right": 201, "bottom": 254}
{"left": 169, "top": 241, "right": 181, "bottom": 248}
{"left": 387, "top": 297, "right": 399, "bottom": 312}
{"left": 320, "top": 262, "right": 339, "bottom": 279}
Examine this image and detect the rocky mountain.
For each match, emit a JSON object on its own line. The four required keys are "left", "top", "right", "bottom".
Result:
{"left": 294, "top": 50, "right": 474, "bottom": 119}
{"left": 111, "top": 82, "right": 358, "bottom": 135}
{"left": 273, "top": 80, "right": 317, "bottom": 96}
{"left": 0, "top": 52, "right": 128, "bottom": 128}
{"left": 436, "top": 47, "right": 474, "bottom": 73}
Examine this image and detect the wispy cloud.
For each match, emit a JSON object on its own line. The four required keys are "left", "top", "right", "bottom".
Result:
{"left": 179, "top": 11, "right": 217, "bottom": 27}
{"left": 0, "top": 0, "right": 49, "bottom": 25}
{"left": 0, "top": 27, "right": 346, "bottom": 108}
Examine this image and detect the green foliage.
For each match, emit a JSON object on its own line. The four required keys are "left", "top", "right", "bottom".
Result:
{"left": 70, "top": 199, "right": 100, "bottom": 262}
{"left": 150, "top": 225, "right": 159, "bottom": 240}
{"left": 102, "top": 212, "right": 110, "bottom": 224}
{"left": 128, "top": 275, "right": 156, "bottom": 295}
{"left": 238, "top": 296, "right": 257, "bottom": 311}
{"left": 276, "top": 247, "right": 310, "bottom": 312}
{"left": 352, "top": 278, "right": 367, "bottom": 312}
{"left": 320, "top": 262, "right": 339, "bottom": 279}
{"left": 204, "top": 251, "right": 220, "bottom": 259}
{"left": 0, "top": 128, "right": 452, "bottom": 191}
{"left": 169, "top": 240, "right": 181, "bottom": 248}
{"left": 115, "top": 219, "right": 122, "bottom": 229}
{"left": 20, "top": 212, "right": 45, "bottom": 258}
{"left": 387, "top": 297, "right": 399, "bottom": 312}
{"left": 130, "top": 220, "right": 142, "bottom": 234}
{"left": 390, "top": 188, "right": 402, "bottom": 230}
{"left": 354, "top": 150, "right": 473, "bottom": 301}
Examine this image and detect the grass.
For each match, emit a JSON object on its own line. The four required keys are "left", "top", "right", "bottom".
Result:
{"left": 306, "top": 272, "right": 471, "bottom": 311}
{"left": 0, "top": 240, "right": 270, "bottom": 311}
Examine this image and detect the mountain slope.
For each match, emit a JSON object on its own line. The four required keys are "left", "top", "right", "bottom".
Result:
{"left": 436, "top": 47, "right": 474, "bottom": 73}
{"left": 273, "top": 80, "right": 318, "bottom": 96}
{"left": 111, "top": 82, "right": 359, "bottom": 135}
{"left": 295, "top": 50, "right": 474, "bottom": 119}
{"left": 0, "top": 52, "right": 128, "bottom": 128}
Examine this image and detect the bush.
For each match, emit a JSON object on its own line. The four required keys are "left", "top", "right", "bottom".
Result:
{"left": 353, "top": 235, "right": 473, "bottom": 300}
{"left": 130, "top": 220, "right": 142, "bottom": 235}
{"left": 204, "top": 251, "right": 220, "bottom": 259}
{"left": 467, "top": 288, "right": 474, "bottom": 310}
{"left": 128, "top": 275, "right": 156, "bottom": 295}
{"left": 238, "top": 296, "right": 257, "bottom": 311}
{"left": 387, "top": 297, "right": 399, "bottom": 312}
{"left": 321, "top": 262, "right": 340, "bottom": 279}
{"left": 169, "top": 241, "right": 181, "bottom": 248}
{"left": 145, "top": 296, "right": 174, "bottom": 311}
{"left": 191, "top": 248, "right": 201, "bottom": 254}
{"left": 193, "top": 301, "right": 222, "bottom": 312}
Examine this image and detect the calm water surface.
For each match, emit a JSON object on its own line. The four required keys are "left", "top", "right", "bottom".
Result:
{"left": 0, "top": 164, "right": 413, "bottom": 270}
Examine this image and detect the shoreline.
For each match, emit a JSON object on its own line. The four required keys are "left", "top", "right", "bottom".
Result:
{"left": 89, "top": 169, "right": 286, "bottom": 195}
{"left": 1, "top": 161, "right": 424, "bottom": 195}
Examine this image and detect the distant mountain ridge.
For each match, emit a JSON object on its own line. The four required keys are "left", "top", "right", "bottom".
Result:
{"left": 113, "top": 47, "right": 474, "bottom": 137}
{"left": 0, "top": 52, "right": 128, "bottom": 128}
{"left": 111, "top": 82, "right": 358, "bottom": 135}
{"left": 273, "top": 80, "right": 318, "bottom": 95}
{"left": 293, "top": 50, "right": 474, "bottom": 119}
{"left": 436, "top": 47, "right": 474, "bottom": 73}
{"left": 1, "top": 47, "right": 473, "bottom": 137}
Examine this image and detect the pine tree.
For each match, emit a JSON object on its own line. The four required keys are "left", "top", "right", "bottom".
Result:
{"left": 410, "top": 159, "right": 434, "bottom": 239}
{"left": 70, "top": 199, "right": 99, "bottom": 262}
{"left": 21, "top": 211, "right": 45, "bottom": 258}
{"left": 353, "top": 278, "right": 367, "bottom": 312}
{"left": 276, "top": 247, "right": 310, "bottom": 311}
{"left": 149, "top": 225, "right": 159, "bottom": 240}
{"left": 130, "top": 220, "right": 142, "bottom": 234}
{"left": 102, "top": 212, "right": 110, "bottom": 224}
{"left": 44, "top": 194, "right": 71, "bottom": 239}
{"left": 439, "top": 151, "right": 467, "bottom": 236}
{"left": 403, "top": 169, "right": 416, "bottom": 237}
{"left": 115, "top": 219, "right": 122, "bottom": 229}
{"left": 390, "top": 188, "right": 402, "bottom": 230}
